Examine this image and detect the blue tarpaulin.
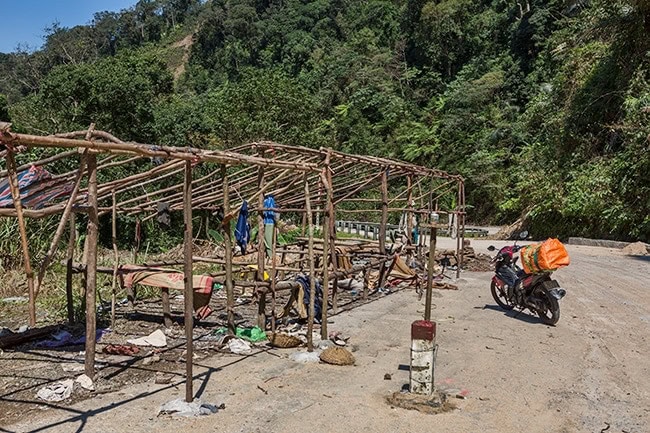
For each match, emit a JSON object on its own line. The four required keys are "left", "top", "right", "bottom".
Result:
{"left": 0, "top": 165, "right": 74, "bottom": 209}
{"left": 235, "top": 200, "right": 250, "bottom": 253}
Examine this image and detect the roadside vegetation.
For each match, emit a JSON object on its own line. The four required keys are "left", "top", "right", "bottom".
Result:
{"left": 0, "top": 0, "right": 647, "bottom": 247}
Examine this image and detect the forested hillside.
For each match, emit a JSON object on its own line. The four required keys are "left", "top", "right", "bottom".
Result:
{"left": 0, "top": 0, "right": 648, "bottom": 242}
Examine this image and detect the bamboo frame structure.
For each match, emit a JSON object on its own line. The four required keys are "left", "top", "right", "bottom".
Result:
{"left": 0, "top": 122, "right": 465, "bottom": 403}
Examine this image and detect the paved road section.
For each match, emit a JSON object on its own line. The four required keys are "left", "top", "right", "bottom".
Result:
{"left": 6, "top": 242, "right": 649, "bottom": 433}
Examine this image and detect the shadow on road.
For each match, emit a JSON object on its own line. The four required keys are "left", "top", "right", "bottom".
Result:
{"left": 482, "top": 304, "right": 544, "bottom": 324}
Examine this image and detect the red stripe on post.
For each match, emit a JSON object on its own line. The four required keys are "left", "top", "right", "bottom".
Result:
{"left": 411, "top": 320, "right": 436, "bottom": 341}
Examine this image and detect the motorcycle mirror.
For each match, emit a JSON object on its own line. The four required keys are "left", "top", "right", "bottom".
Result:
{"left": 487, "top": 245, "right": 496, "bottom": 252}
{"left": 519, "top": 230, "right": 529, "bottom": 239}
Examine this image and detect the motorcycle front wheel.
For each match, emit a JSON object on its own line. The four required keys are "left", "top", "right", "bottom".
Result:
{"left": 490, "top": 281, "right": 515, "bottom": 310}
{"left": 536, "top": 289, "right": 560, "bottom": 325}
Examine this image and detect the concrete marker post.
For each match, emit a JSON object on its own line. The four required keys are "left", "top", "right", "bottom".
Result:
{"left": 410, "top": 320, "right": 436, "bottom": 395}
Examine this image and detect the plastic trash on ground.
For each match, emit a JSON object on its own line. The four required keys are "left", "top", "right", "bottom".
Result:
{"left": 289, "top": 349, "right": 321, "bottom": 363}
{"left": 228, "top": 338, "right": 253, "bottom": 355}
{"left": 158, "top": 398, "right": 220, "bottom": 417}
{"left": 127, "top": 329, "right": 167, "bottom": 347}
{"left": 36, "top": 379, "right": 74, "bottom": 402}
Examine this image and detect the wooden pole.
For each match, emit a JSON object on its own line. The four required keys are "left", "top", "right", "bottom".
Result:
{"left": 326, "top": 152, "right": 339, "bottom": 314}
{"left": 270, "top": 223, "right": 277, "bottom": 334}
{"left": 456, "top": 181, "right": 462, "bottom": 279}
{"left": 320, "top": 169, "right": 332, "bottom": 339}
{"left": 84, "top": 153, "right": 98, "bottom": 378}
{"left": 458, "top": 181, "right": 466, "bottom": 278}
{"left": 425, "top": 220, "right": 437, "bottom": 321}
{"left": 5, "top": 151, "right": 36, "bottom": 326}
{"left": 65, "top": 215, "right": 76, "bottom": 324}
{"left": 406, "top": 175, "right": 413, "bottom": 244}
{"left": 222, "top": 165, "right": 236, "bottom": 335}
{"left": 378, "top": 168, "right": 389, "bottom": 288}
{"left": 35, "top": 153, "right": 87, "bottom": 297}
{"left": 0, "top": 129, "right": 320, "bottom": 171}
{"left": 304, "top": 175, "right": 316, "bottom": 352}
{"left": 111, "top": 189, "right": 119, "bottom": 328}
{"left": 256, "top": 165, "right": 266, "bottom": 329}
{"left": 183, "top": 160, "right": 194, "bottom": 403}
{"left": 379, "top": 168, "right": 388, "bottom": 254}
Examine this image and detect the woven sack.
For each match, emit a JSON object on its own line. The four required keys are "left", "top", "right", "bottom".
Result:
{"left": 520, "top": 238, "right": 570, "bottom": 274}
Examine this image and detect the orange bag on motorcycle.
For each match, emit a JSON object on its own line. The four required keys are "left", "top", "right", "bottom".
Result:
{"left": 520, "top": 238, "right": 570, "bottom": 274}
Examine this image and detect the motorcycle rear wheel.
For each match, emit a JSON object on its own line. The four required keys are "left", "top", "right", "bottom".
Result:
{"left": 490, "top": 281, "right": 515, "bottom": 310}
{"left": 536, "top": 289, "right": 560, "bottom": 325}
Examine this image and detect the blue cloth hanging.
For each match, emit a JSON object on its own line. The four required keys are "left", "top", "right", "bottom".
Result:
{"left": 235, "top": 200, "right": 251, "bottom": 253}
{"left": 263, "top": 194, "right": 276, "bottom": 224}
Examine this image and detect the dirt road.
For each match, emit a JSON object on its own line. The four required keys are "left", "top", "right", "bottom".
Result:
{"left": 4, "top": 241, "right": 649, "bottom": 433}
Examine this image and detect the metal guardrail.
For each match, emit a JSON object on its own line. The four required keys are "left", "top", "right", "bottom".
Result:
{"left": 334, "top": 220, "right": 488, "bottom": 239}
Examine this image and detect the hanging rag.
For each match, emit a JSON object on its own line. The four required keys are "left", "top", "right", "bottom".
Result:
{"left": 296, "top": 275, "right": 323, "bottom": 323}
{"left": 263, "top": 195, "right": 276, "bottom": 257}
{"left": 235, "top": 200, "right": 251, "bottom": 254}
{"left": 157, "top": 202, "right": 171, "bottom": 226}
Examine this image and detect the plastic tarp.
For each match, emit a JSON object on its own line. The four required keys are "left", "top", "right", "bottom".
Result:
{"left": 0, "top": 165, "right": 74, "bottom": 209}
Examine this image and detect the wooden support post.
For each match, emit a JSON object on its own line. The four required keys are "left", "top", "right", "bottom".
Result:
{"left": 320, "top": 167, "right": 332, "bottom": 339}
{"left": 5, "top": 151, "right": 36, "bottom": 326}
{"left": 426, "top": 201, "right": 437, "bottom": 321}
{"left": 379, "top": 169, "right": 388, "bottom": 254}
{"left": 84, "top": 153, "right": 98, "bottom": 378}
{"left": 377, "top": 169, "right": 389, "bottom": 289}
{"left": 455, "top": 181, "right": 462, "bottom": 279}
{"left": 325, "top": 151, "right": 339, "bottom": 314}
{"left": 256, "top": 165, "right": 266, "bottom": 329}
{"left": 270, "top": 224, "right": 278, "bottom": 334}
{"left": 362, "top": 268, "right": 369, "bottom": 300}
{"left": 162, "top": 288, "right": 172, "bottom": 328}
{"left": 183, "top": 160, "right": 194, "bottom": 403}
{"left": 35, "top": 154, "right": 87, "bottom": 297}
{"left": 304, "top": 175, "right": 316, "bottom": 352}
{"left": 279, "top": 250, "right": 287, "bottom": 280}
{"left": 111, "top": 189, "right": 119, "bottom": 328}
{"left": 406, "top": 175, "right": 413, "bottom": 244}
{"left": 222, "top": 165, "right": 236, "bottom": 335}
{"left": 65, "top": 215, "right": 76, "bottom": 324}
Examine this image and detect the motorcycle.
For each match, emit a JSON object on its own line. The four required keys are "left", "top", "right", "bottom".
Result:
{"left": 487, "top": 232, "right": 567, "bottom": 325}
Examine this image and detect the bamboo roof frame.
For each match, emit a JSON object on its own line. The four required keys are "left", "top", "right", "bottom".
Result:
{"left": 0, "top": 122, "right": 466, "bottom": 403}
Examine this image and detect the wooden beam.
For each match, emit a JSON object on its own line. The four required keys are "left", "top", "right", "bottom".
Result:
{"left": 320, "top": 166, "right": 332, "bottom": 339}
{"left": 406, "top": 175, "right": 413, "bottom": 243}
{"left": 256, "top": 163, "right": 266, "bottom": 329}
{"left": 5, "top": 150, "right": 36, "bottom": 326}
{"left": 222, "top": 165, "right": 236, "bottom": 335}
{"left": 425, "top": 222, "right": 437, "bottom": 321}
{"left": 35, "top": 151, "right": 87, "bottom": 297}
{"left": 65, "top": 215, "right": 76, "bottom": 324}
{"left": 1, "top": 130, "right": 320, "bottom": 172}
{"left": 326, "top": 151, "right": 339, "bottom": 314}
{"left": 84, "top": 153, "right": 98, "bottom": 378}
{"left": 111, "top": 189, "right": 119, "bottom": 328}
{"left": 183, "top": 160, "right": 194, "bottom": 403}
{"left": 304, "top": 175, "right": 316, "bottom": 352}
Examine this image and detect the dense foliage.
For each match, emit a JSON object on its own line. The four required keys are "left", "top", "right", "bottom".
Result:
{"left": 1, "top": 0, "right": 648, "bottom": 242}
